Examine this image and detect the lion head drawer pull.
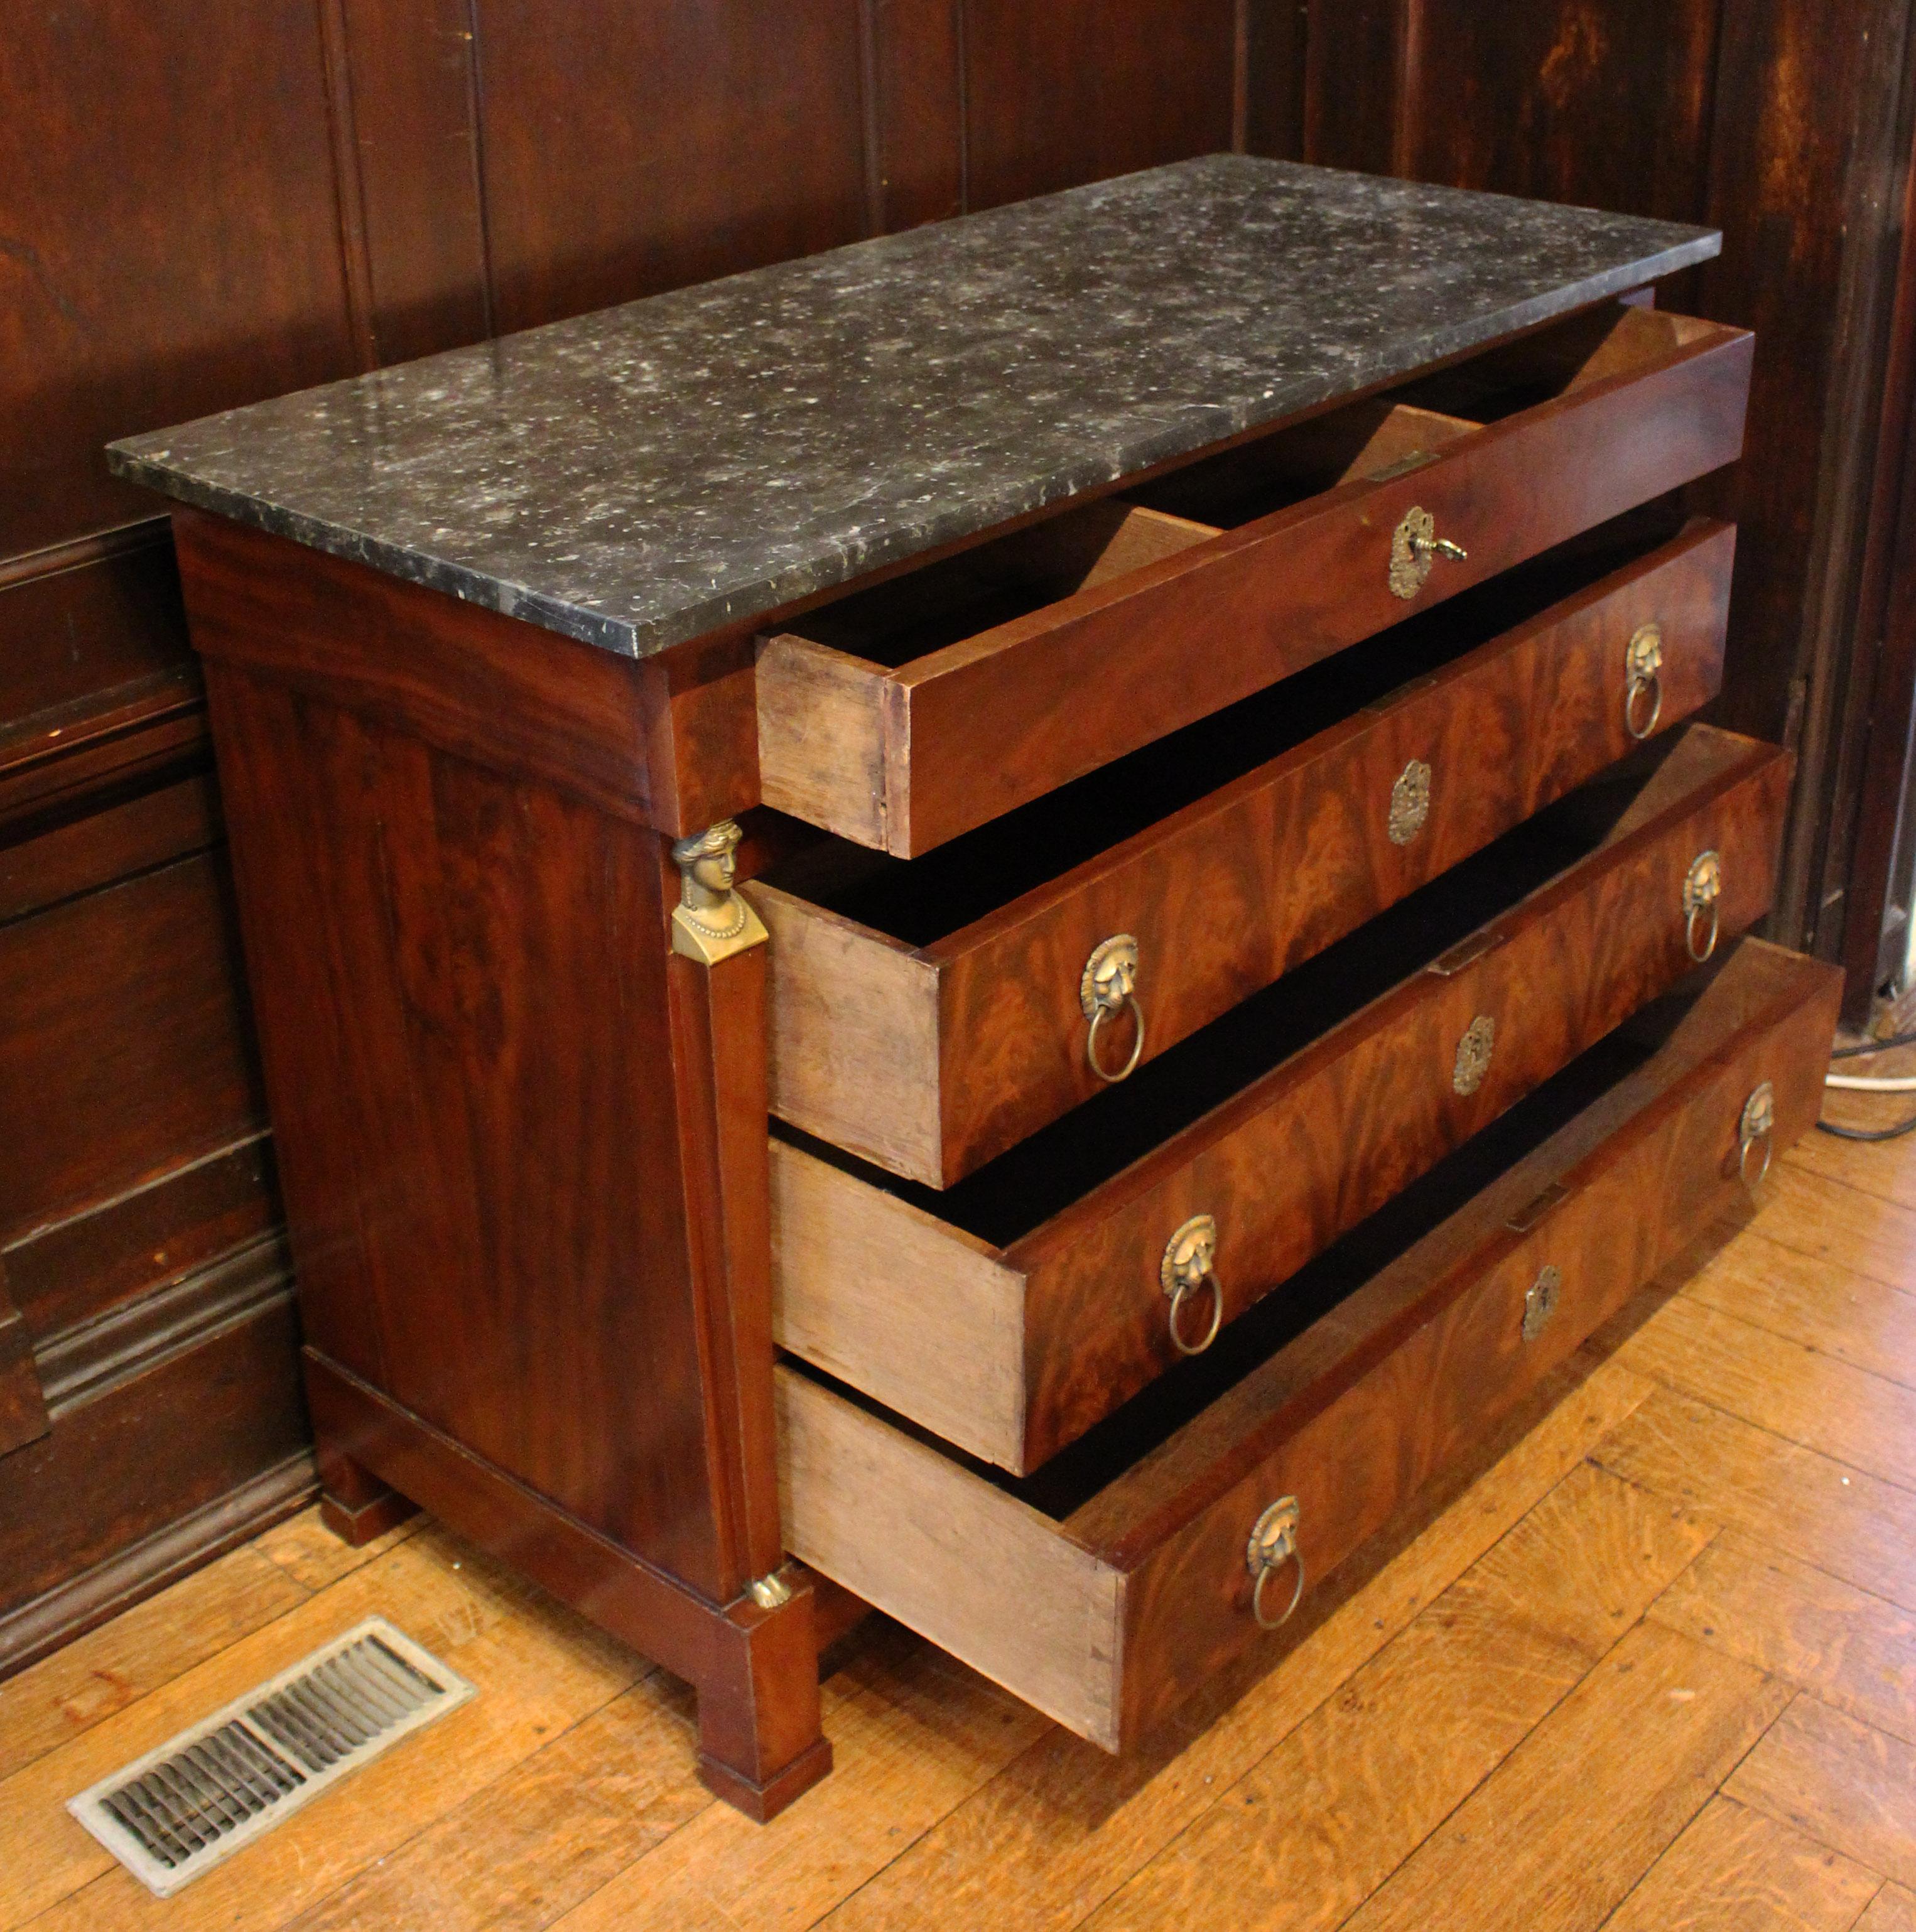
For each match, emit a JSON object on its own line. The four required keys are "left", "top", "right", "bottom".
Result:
{"left": 1390, "top": 506, "right": 1468, "bottom": 600}
{"left": 1161, "top": 1213, "right": 1223, "bottom": 1356}
{"left": 1081, "top": 934, "right": 1145, "bottom": 1084}
{"left": 1683, "top": 850, "right": 1723, "bottom": 962}
{"left": 1625, "top": 623, "right": 1665, "bottom": 740}
{"left": 1739, "top": 1081, "right": 1776, "bottom": 1191}
{"left": 1247, "top": 1497, "right": 1305, "bottom": 1629}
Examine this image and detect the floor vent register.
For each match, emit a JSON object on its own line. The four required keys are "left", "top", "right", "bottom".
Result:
{"left": 67, "top": 1617, "right": 474, "bottom": 1897}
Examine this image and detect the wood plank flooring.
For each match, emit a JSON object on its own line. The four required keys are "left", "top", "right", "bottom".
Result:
{"left": 6, "top": 1086, "right": 1916, "bottom": 1929}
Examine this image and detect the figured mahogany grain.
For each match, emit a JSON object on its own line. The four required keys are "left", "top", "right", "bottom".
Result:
{"left": 775, "top": 726, "right": 1795, "bottom": 1471}
{"left": 200, "top": 659, "right": 727, "bottom": 1585}
{"left": 757, "top": 305, "right": 1752, "bottom": 855}
{"left": 777, "top": 942, "right": 1841, "bottom": 1751}
{"left": 175, "top": 510, "right": 760, "bottom": 837}
{"left": 755, "top": 517, "right": 1735, "bottom": 1186}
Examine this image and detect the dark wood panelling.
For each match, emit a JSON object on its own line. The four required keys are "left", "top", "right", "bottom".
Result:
{"left": 472, "top": 0, "right": 872, "bottom": 332}
{"left": 962, "top": 0, "right": 1238, "bottom": 210}
{"left": 867, "top": 0, "right": 968, "bottom": 229}
{"left": 0, "top": 1264, "right": 50, "bottom": 1458}
{"left": 1397, "top": 0, "right": 1720, "bottom": 223}
{"left": 0, "top": 1284, "right": 306, "bottom": 1630}
{"left": 0, "top": 767, "right": 217, "bottom": 925}
{"left": 0, "top": 1451, "right": 313, "bottom": 1681}
{"left": 0, "top": 529, "right": 190, "bottom": 730}
{"left": 1301, "top": 0, "right": 1404, "bottom": 175}
{"left": 5, "top": 1134, "right": 276, "bottom": 1344}
{"left": 333, "top": 0, "right": 494, "bottom": 363}
{"left": 0, "top": 851, "right": 265, "bottom": 1238}
{"left": 1694, "top": 0, "right": 1910, "bottom": 756}
{"left": 1242, "top": 0, "right": 1309, "bottom": 159}
{"left": 1782, "top": 3, "right": 1916, "bottom": 985}
{"left": 1838, "top": 148, "right": 1916, "bottom": 1012}
{"left": 0, "top": 1, "right": 359, "bottom": 557}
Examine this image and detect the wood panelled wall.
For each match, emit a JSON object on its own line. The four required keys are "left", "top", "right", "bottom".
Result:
{"left": 2, "top": 0, "right": 1909, "bottom": 1668}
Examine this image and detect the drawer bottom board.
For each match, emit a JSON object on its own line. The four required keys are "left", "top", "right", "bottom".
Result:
{"left": 776, "top": 939, "right": 1840, "bottom": 1750}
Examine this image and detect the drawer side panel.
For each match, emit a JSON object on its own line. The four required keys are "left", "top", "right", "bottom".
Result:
{"left": 775, "top": 1366, "right": 1122, "bottom": 1745}
{"left": 770, "top": 1140, "right": 1028, "bottom": 1466}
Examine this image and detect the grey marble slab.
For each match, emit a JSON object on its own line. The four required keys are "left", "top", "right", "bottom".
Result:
{"left": 107, "top": 155, "right": 1718, "bottom": 660}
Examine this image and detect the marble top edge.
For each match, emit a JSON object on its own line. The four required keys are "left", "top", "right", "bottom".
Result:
{"left": 107, "top": 156, "right": 1723, "bottom": 660}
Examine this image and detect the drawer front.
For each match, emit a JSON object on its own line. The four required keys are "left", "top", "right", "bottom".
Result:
{"left": 777, "top": 942, "right": 1842, "bottom": 1752}
{"left": 759, "top": 308, "right": 1752, "bottom": 855}
{"left": 774, "top": 726, "right": 1793, "bottom": 1474}
{"left": 755, "top": 519, "right": 1735, "bottom": 1188}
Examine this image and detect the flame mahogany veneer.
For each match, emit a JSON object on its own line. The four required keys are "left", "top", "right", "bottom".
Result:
{"left": 156, "top": 281, "right": 1822, "bottom": 1815}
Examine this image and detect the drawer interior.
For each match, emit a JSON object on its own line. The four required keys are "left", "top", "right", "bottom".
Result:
{"left": 772, "top": 305, "right": 1695, "bottom": 677}
{"left": 1130, "top": 306, "right": 1718, "bottom": 527}
{"left": 774, "top": 723, "right": 1751, "bottom": 1251}
{"left": 760, "top": 507, "right": 1697, "bottom": 949}
{"left": 776, "top": 402, "right": 1464, "bottom": 672}
{"left": 789, "top": 936, "right": 1781, "bottom": 1533}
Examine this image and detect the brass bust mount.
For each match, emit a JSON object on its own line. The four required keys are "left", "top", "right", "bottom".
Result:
{"left": 670, "top": 821, "right": 771, "bottom": 965}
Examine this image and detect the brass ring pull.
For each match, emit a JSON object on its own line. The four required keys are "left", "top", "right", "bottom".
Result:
{"left": 1739, "top": 1081, "right": 1775, "bottom": 1192}
{"left": 1086, "top": 997, "right": 1145, "bottom": 1083}
{"left": 1247, "top": 1498, "right": 1304, "bottom": 1630}
{"left": 1683, "top": 850, "right": 1723, "bottom": 963}
{"left": 1161, "top": 1214, "right": 1223, "bottom": 1357}
{"left": 1081, "top": 935, "right": 1145, "bottom": 1084}
{"left": 1625, "top": 623, "right": 1665, "bottom": 742}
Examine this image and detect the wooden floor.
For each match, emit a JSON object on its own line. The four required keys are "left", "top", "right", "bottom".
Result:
{"left": 9, "top": 1074, "right": 1916, "bottom": 1930}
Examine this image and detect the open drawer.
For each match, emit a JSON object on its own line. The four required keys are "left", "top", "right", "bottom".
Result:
{"left": 777, "top": 939, "right": 1841, "bottom": 1751}
{"left": 772, "top": 724, "right": 1792, "bottom": 1472}
{"left": 757, "top": 303, "right": 1752, "bottom": 855}
{"left": 748, "top": 515, "right": 1735, "bottom": 1187}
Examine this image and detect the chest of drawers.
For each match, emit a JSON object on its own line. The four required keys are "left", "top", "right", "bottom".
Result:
{"left": 109, "top": 157, "right": 1838, "bottom": 1821}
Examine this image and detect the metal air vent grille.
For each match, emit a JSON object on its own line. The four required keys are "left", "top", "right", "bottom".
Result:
{"left": 67, "top": 1617, "right": 473, "bottom": 1897}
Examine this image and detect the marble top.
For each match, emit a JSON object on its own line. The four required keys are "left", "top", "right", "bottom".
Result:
{"left": 108, "top": 156, "right": 1718, "bottom": 660}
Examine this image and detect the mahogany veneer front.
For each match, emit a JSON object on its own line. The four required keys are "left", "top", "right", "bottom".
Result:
{"left": 750, "top": 517, "right": 1736, "bottom": 1187}
{"left": 755, "top": 305, "right": 1751, "bottom": 855}
{"left": 777, "top": 941, "right": 1841, "bottom": 1751}
{"left": 152, "top": 279, "right": 1786, "bottom": 1818}
{"left": 773, "top": 724, "right": 1792, "bottom": 1472}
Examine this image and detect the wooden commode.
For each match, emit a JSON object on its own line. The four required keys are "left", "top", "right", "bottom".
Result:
{"left": 107, "top": 157, "right": 1837, "bottom": 1819}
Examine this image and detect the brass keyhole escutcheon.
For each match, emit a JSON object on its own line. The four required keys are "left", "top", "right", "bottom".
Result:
{"left": 1081, "top": 934, "right": 1145, "bottom": 1084}
{"left": 1246, "top": 1496, "right": 1305, "bottom": 1629}
{"left": 1522, "top": 1264, "right": 1562, "bottom": 1343}
{"left": 1683, "top": 850, "right": 1723, "bottom": 962}
{"left": 1625, "top": 623, "right": 1665, "bottom": 741}
{"left": 1739, "top": 1081, "right": 1775, "bottom": 1192}
{"left": 1388, "top": 758, "right": 1433, "bottom": 845}
{"left": 1453, "top": 1014, "right": 1496, "bottom": 1096}
{"left": 1160, "top": 1213, "right": 1223, "bottom": 1356}
{"left": 1389, "top": 505, "right": 1469, "bottom": 600}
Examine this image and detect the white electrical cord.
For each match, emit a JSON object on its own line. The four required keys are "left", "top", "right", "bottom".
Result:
{"left": 1826, "top": 1072, "right": 1916, "bottom": 1091}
